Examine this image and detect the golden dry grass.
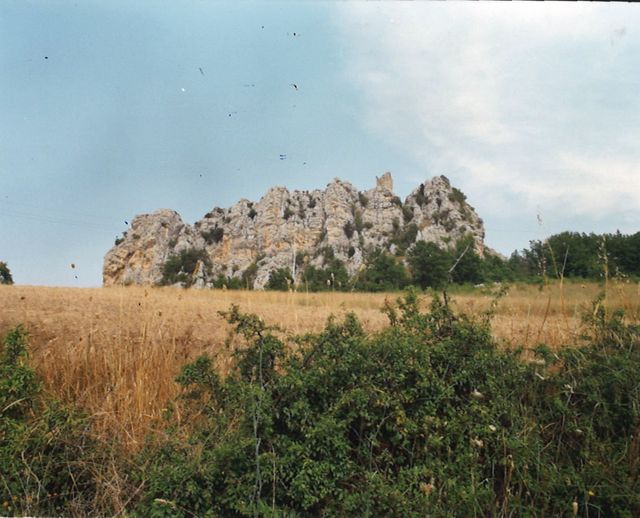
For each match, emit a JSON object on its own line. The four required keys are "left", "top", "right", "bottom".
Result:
{"left": 1, "top": 281, "right": 639, "bottom": 453}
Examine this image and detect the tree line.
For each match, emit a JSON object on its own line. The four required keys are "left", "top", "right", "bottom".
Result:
{"left": 158, "top": 230, "right": 640, "bottom": 291}
{"left": 264, "top": 230, "right": 640, "bottom": 291}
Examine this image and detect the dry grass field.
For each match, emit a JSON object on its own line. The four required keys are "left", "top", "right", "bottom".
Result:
{"left": 1, "top": 281, "right": 639, "bottom": 454}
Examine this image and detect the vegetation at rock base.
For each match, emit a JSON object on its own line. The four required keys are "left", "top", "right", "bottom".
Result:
{"left": 301, "top": 259, "right": 350, "bottom": 292}
{"left": 161, "top": 248, "right": 211, "bottom": 287}
{"left": 353, "top": 250, "right": 407, "bottom": 292}
{"left": 265, "top": 268, "right": 294, "bottom": 291}
{"left": 155, "top": 229, "right": 640, "bottom": 292}
{"left": 1, "top": 284, "right": 640, "bottom": 515}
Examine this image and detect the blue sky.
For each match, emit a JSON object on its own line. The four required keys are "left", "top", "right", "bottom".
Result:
{"left": 2, "top": 1, "right": 639, "bottom": 286}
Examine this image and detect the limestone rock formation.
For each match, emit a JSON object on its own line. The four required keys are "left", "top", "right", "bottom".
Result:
{"left": 103, "top": 174, "right": 489, "bottom": 288}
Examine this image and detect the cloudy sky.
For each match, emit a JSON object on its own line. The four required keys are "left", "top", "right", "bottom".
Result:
{"left": 2, "top": 1, "right": 639, "bottom": 286}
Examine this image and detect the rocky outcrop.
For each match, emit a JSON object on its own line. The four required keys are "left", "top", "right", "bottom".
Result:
{"left": 103, "top": 174, "right": 488, "bottom": 288}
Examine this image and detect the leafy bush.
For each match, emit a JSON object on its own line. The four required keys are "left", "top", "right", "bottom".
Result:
{"left": 241, "top": 263, "right": 259, "bottom": 289}
{"left": 448, "top": 187, "right": 467, "bottom": 205}
{"left": 354, "top": 210, "right": 364, "bottom": 233}
{"left": 353, "top": 250, "right": 407, "bottom": 292}
{"left": 283, "top": 207, "right": 294, "bottom": 220}
{"left": 201, "top": 226, "right": 224, "bottom": 245}
{"left": 343, "top": 221, "right": 355, "bottom": 239}
{"left": 265, "top": 268, "right": 294, "bottom": 291}
{"left": 301, "top": 259, "right": 349, "bottom": 291}
{"left": 391, "top": 223, "right": 418, "bottom": 254}
{"left": 0, "top": 261, "right": 14, "bottom": 284}
{"left": 213, "top": 275, "right": 243, "bottom": 290}
{"left": 415, "top": 183, "right": 427, "bottom": 206}
{"left": 161, "top": 248, "right": 211, "bottom": 287}
{"left": 136, "top": 293, "right": 640, "bottom": 516}
{"left": 1, "top": 327, "right": 99, "bottom": 516}
{"left": 402, "top": 204, "right": 414, "bottom": 223}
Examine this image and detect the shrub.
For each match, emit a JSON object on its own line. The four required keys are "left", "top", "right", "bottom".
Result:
{"left": 213, "top": 275, "right": 243, "bottom": 290}
{"left": 343, "top": 221, "right": 355, "bottom": 239}
{"left": 402, "top": 204, "right": 414, "bottom": 223}
{"left": 241, "top": 257, "right": 263, "bottom": 289}
{"left": 354, "top": 210, "right": 364, "bottom": 233}
{"left": 391, "top": 223, "right": 418, "bottom": 254}
{"left": 283, "top": 206, "right": 294, "bottom": 220}
{"left": 301, "top": 259, "right": 349, "bottom": 291}
{"left": 248, "top": 208, "right": 257, "bottom": 220}
{"left": 316, "top": 246, "right": 334, "bottom": 262}
{"left": 265, "top": 268, "right": 294, "bottom": 291}
{"left": 0, "top": 326, "right": 99, "bottom": 516}
{"left": 201, "top": 226, "right": 224, "bottom": 245}
{"left": 415, "top": 183, "right": 427, "bottom": 206}
{"left": 136, "top": 293, "right": 640, "bottom": 516}
{"left": 448, "top": 187, "right": 467, "bottom": 205}
{"left": 161, "top": 248, "right": 211, "bottom": 287}
{"left": 0, "top": 261, "right": 14, "bottom": 284}
{"left": 358, "top": 192, "right": 369, "bottom": 207}
{"left": 353, "top": 250, "right": 407, "bottom": 292}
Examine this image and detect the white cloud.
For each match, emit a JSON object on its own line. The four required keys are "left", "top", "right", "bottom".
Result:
{"left": 336, "top": 3, "right": 640, "bottom": 225}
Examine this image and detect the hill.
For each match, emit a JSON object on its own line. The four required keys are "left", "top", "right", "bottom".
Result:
{"left": 103, "top": 173, "right": 487, "bottom": 288}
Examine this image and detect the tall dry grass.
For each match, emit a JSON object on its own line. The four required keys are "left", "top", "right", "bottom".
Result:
{"left": 1, "top": 281, "right": 639, "bottom": 454}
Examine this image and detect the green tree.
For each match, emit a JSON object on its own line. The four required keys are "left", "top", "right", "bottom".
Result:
{"left": 449, "top": 238, "right": 484, "bottom": 284}
{"left": 407, "top": 241, "right": 451, "bottom": 289}
{"left": 0, "top": 261, "right": 13, "bottom": 285}
{"left": 354, "top": 250, "right": 407, "bottom": 292}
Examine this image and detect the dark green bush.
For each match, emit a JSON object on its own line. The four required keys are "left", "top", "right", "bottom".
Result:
{"left": 301, "top": 259, "right": 349, "bottom": 291}
{"left": 448, "top": 187, "right": 467, "bottom": 205}
{"left": 0, "top": 261, "right": 13, "bottom": 284}
{"left": 161, "top": 248, "right": 211, "bottom": 287}
{"left": 265, "top": 268, "right": 294, "bottom": 291}
{"left": 213, "top": 274, "right": 243, "bottom": 290}
{"left": 135, "top": 292, "right": 640, "bottom": 516}
{"left": 343, "top": 221, "right": 355, "bottom": 239}
{"left": 283, "top": 207, "right": 294, "bottom": 220}
{"left": 391, "top": 223, "right": 418, "bottom": 254}
{"left": 354, "top": 250, "right": 407, "bottom": 292}
{"left": 201, "top": 226, "right": 224, "bottom": 245}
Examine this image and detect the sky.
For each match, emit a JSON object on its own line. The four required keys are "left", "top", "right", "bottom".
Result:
{"left": 1, "top": 1, "right": 639, "bottom": 287}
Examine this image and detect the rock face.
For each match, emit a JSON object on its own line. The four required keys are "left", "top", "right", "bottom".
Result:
{"left": 103, "top": 174, "right": 487, "bottom": 288}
